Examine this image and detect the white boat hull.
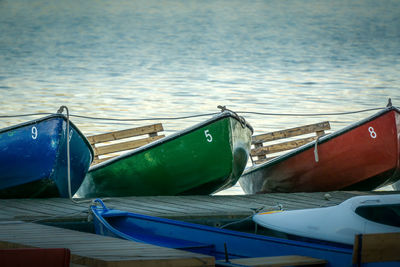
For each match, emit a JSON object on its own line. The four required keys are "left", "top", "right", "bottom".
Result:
{"left": 253, "top": 194, "right": 400, "bottom": 245}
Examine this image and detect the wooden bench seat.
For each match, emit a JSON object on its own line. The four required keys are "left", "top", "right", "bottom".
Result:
{"left": 87, "top": 123, "right": 165, "bottom": 165}
{"left": 250, "top": 121, "right": 331, "bottom": 164}
{"left": 216, "top": 232, "right": 400, "bottom": 267}
{"left": 216, "top": 255, "right": 327, "bottom": 266}
{"left": 352, "top": 232, "right": 400, "bottom": 265}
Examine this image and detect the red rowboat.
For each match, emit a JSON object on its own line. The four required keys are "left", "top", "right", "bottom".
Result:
{"left": 239, "top": 106, "right": 400, "bottom": 194}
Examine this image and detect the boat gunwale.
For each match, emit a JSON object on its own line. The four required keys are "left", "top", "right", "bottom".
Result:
{"left": 90, "top": 204, "right": 353, "bottom": 255}
{"left": 243, "top": 106, "right": 400, "bottom": 176}
{"left": 89, "top": 111, "right": 253, "bottom": 171}
{"left": 0, "top": 113, "right": 94, "bottom": 160}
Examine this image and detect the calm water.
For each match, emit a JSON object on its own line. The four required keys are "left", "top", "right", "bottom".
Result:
{"left": 1, "top": 0, "right": 399, "bottom": 194}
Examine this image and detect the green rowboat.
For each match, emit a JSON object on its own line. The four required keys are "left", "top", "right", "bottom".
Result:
{"left": 77, "top": 111, "right": 253, "bottom": 197}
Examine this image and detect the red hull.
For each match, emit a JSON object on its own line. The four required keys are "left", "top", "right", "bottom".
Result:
{"left": 239, "top": 107, "right": 400, "bottom": 193}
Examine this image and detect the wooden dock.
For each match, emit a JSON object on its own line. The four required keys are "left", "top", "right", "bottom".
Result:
{"left": 0, "top": 191, "right": 396, "bottom": 266}
{"left": 0, "top": 191, "right": 380, "bottom": 223}
{"left": 0, "top": 222, "right": 214, "bottom": 267}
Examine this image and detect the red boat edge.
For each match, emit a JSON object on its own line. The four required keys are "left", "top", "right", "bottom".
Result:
{"left": 239, "top": 106, "right": 400, "bottom": 194}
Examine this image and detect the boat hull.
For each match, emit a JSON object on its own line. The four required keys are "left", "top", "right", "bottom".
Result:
{"left": 253, "top": 194, "right": 400, "bottom": 245}
{"left": 0, "top": 115, "right": 93, "bottom": 198}
{"left": 78, "top": 111, "right": 253, "bottom": 197}
{"left": 91, "top": 200, "right": 353, "bottom": 266}
{"left": 240, "top": 107, "right": 400, "bottom": 194}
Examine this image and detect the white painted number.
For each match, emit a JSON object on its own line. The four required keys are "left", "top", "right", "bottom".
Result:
{"left": 204, "top": 130, "right": 213, "bottom": 142}
{"left": 31, "top": 126, "right": 38, "bottom": 140}
{"left": 368, "top": 127, "right": 377, "bottom": 139}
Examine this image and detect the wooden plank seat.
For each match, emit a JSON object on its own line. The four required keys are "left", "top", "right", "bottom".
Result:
{"left": 250, "top": 121, "right": 331, "bottom": 164}
{"left": 216, "top": 232, "right": 400, "bottom": 266}
{"left": 87, "top": 123, "right": 165, "bottom": 165}
{"left": 216, "top": 255, "right": 327, "bottom": 266}
{"left": 352, "top": 232, "right": 400, "bottom": 265}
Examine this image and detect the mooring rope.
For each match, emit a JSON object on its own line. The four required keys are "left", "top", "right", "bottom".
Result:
{"left": 217, "top": 105, "right": 247, "bottom": 128}
{"left": 314, "top": 135, "right": 322, "bottom": 163}
{"left": 233, "top": 107, "right": 388, "bottom": 117}
{"left": 0, "top": 112, "right": 53, "bottom": 118}
{"left": 219, "top": 204, "right": 283, "bottom": 231}
{"left": 57, "top": 105, "right": 98, "bottom": 205}
{"left": 1, "top": 106, "right": 397, "bottom": 122}
{"left": 70, "top": 112, "right": 219, "bottom": 121}
{"left": 56, "top": 106, "right": 74, "bottom": 203}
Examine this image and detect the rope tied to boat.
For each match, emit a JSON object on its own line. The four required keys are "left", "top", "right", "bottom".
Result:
{"left": 387, "top": 98, "right": 392, "bottom": 107}
{"left": 2, "top": 102, "right": 397, "bottom": 122}
{"left": 217, "top": 105, "right": 247, "bottom": 129}
{"left": 57, "top": 106, "right": 73, "bottom": 200}
{"left": 314, "top": 135, "right": 321, "bottom": 163}
{"left": 57, "top": 105, "right": 96, "bottom": 205}
{"left": 219, "top": 204, "right": 283, "bottom": 233}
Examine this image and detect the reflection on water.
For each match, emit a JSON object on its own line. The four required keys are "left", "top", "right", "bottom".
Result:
{"left": 1, "top": 0, "right": 399, "bottom": 194}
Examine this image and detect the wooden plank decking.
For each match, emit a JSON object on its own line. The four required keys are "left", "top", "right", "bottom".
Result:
{"left": 0, "top": 191, "right": 379, "bottom": 223}
{"left": 0, "top": 191, "right": 397, "bottom": 266}
{"left": 0, "top": 222, "right": 214, "bottom": 267}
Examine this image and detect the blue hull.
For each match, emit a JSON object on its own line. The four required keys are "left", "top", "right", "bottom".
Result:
{"left": 91, "top": 200, "right": 353, "bottom": 266}
{"left": 0, "top": 114, "right": 93, "bottom": 198}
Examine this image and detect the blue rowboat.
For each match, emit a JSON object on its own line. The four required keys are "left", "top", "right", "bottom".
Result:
{"left": 0, "top": 113, "right": 93, "bottom": 198}
{"left": 90, "top": 199, "right": 353, "bottom": 266}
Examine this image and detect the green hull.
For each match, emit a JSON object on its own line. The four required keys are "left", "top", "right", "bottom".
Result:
{"left": 77, "top": 112, "right": 253, "bottom": 197}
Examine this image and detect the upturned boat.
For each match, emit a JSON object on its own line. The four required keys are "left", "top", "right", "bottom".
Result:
{"left": 253, "top": 194, "right": 400, "bottom": 245}
{"left": 0, "top": 110, "right": 93, "bottom": 198}
{"left": 90, "top": 199, "right": 353, "bottom": 265}
{"left": 77, "top": 110, "right": 253, "bottom": 197}
{"left": 239, "top": 106, "right": 400, "bottom": 194}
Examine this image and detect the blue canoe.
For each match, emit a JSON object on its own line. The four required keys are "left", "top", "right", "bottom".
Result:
{"left": 90, "top": 199, "right": 353, "bottom": 266}
{"left": 0, "top": 113, "right": 93, "bottom": 198}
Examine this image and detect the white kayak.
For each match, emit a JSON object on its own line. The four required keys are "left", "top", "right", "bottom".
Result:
{"left": 253, "top": 194, "right": 400, "bottom": 245}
